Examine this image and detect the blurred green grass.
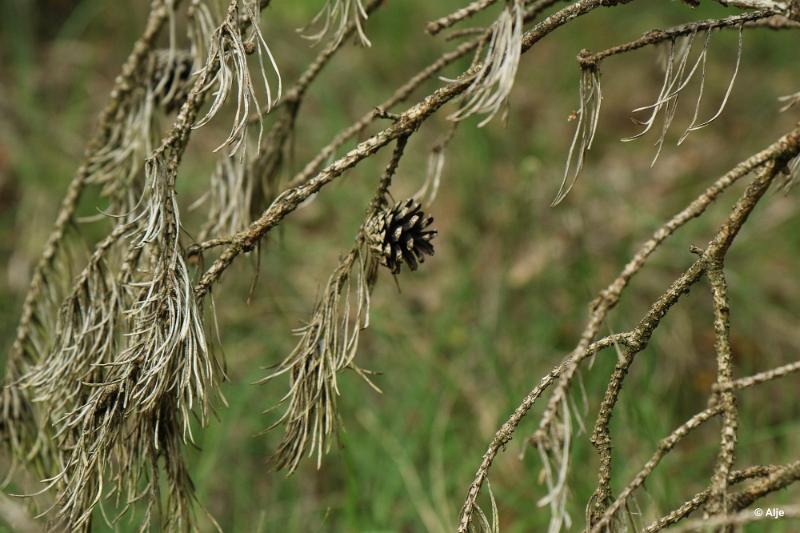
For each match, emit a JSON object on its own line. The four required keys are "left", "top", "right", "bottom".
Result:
{"left": 1, "top": 0, "right": 800, "bottom": 531}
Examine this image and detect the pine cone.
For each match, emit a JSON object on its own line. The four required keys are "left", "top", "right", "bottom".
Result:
{"left": 366, "top": 198, "right": 437, "bottom": 274}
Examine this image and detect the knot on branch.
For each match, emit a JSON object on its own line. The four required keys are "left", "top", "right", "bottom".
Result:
{"left": 374, "top": 106, "right": 402, "bottom": 122}
{"left": 186, "top": 244, "right": 203, "bottom": 260}
{"left": 577, "top": 48, "right": 597, "bottom": 69}
{"left": 590, "top": 432, "right": 611, "bottom": 448}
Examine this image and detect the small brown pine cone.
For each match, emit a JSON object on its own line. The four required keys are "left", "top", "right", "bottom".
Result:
{"left": 365, "top": 198, "right": 437, "bottom": 274}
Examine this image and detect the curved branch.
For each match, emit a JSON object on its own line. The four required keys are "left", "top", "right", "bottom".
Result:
{"left": 459, "top": 126, "right": 800, "bottom": 531}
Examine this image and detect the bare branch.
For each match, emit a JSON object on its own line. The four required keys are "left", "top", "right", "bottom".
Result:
{"left": 642, "top": 464, "right": 791, "bottom": 532}
{"left": 705, "top": 264, "right": 738, "bottom": 518}
{"left": 427, "top": 0, "right": 500, "bottom": 36}
{"left": 460, "top": 126, "right": 800, "bottom": 532}
{"left": 578, "top": 11, "right": 775, "bottom": 66}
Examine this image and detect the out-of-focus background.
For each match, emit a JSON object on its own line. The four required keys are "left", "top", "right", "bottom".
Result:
{"left": 1, "top": 0, "right": 799, "bottom": 531}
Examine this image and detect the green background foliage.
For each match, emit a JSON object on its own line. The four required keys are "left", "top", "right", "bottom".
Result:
{"left": 1, "top": 0, "right": 799, "bottom": 530}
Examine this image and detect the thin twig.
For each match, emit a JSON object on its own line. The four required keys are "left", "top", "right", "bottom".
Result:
{"left": 642, "top": 464, "right": 790, "bottom": 532}
{"left": 591, "top": 357, "right": 800, "bottom": 531}
{"left": 427, "top": 0, "right": 499, "bottom": 36}
{"left": 578, "top": 11, "right": 775, "bottom": 67}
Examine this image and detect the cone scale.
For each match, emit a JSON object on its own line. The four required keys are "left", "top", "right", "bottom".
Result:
{"left": 366, "top": 198, "right": 437, "bottom": 274}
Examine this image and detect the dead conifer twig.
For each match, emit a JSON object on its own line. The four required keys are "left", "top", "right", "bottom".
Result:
{"left": 260, "top": 135, "right": 409, "bottom": 473}
{"left": 5, "top": 0, "right": 800, "bottom": 530}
